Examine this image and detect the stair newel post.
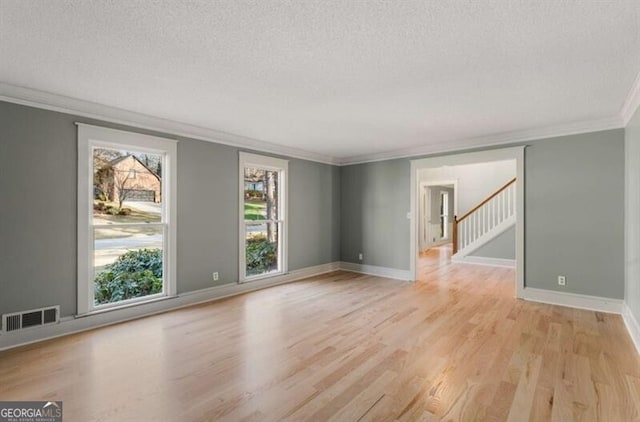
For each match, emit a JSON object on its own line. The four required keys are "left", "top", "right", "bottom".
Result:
{"left": 452, "top": 215, "right": 458, "bottom": 254}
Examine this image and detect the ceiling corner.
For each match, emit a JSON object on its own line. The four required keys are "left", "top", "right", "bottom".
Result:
{"left": 621, "top": 69, "right": 640, "bottom": 126}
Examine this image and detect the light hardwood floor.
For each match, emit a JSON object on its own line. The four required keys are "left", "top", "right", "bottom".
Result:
{"left": 1, "top": 247, "right": 639, "bottom": 421}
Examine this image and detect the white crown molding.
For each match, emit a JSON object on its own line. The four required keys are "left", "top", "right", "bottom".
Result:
{"left": 0, "top": 82, "right": 631, "bottom": 167}
{"left": 621, "top": 69, "right": 640, "bottom": 126}
{"left": 338, "top": 115, "right": 624, "bottom": 165}
{"left": 0, "top": 83, "right": 340, "bottom": 166}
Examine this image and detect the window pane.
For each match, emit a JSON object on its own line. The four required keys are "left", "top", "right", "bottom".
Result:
{"left": 94, "top": 226, "right": 163, "bottom": 306}
{"left": 245, "top": 222, "right": 279, "bottom": 277}
{"left": 243, "top": 167, "right": 278, "bottom": 221}
{"left": 93, "top": 147, "right": 163, "bottom": 224}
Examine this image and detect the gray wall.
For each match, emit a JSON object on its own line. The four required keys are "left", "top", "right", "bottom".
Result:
{"left": 0, "top": 98, "right": 628, "bottom": 322}
{"left": 626, "top": 105, "right": 640, "bottom": 323}
{"left": 470, "top": 226, "right": 515, "bottom": 259}
{"left": 0, "top": 101, "right": 341, "bottom": 317}
{"left": 524, "top": 130, "right": 624, "bottom": 298}
{"left": 0, "top": 104, "right": 77, "bottom": 318}
{"left": 289, "top": 160, "right": 341, "bottom": 269}
{"left": 340, "top": 159, "right": 410, "bottom": 269}
{"left": 174, "top": 138, "right": 240, "bottom": 294}
{"left": 340, "top": 129, "right": 625, "bottom": 299}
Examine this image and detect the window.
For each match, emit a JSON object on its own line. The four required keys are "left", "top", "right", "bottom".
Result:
{"left": 239, "top": 152, "right": 288, "bottom": 282}
{"left": 440, "top": 191, "right": 449, "bottom": 239}
{"left": 77, "top": 124, "right": 177, "bottom": 315}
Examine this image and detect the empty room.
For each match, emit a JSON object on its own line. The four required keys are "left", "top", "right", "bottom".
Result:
{"left": 1, "top": 1, "right": 640, "bottom": 421}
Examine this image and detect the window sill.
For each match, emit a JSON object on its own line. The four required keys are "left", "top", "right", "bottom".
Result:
{"left": 239, "top": 270, "right": 287, "bottom": 284}
{"left": 75, "top": 294, "right": 177, "bottom": 318}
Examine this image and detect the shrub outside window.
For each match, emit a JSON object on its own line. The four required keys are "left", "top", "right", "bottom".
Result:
{"left": 77, "top": 124, "right": 177, "bottom": 315}
{"left": 239, "top": 152, "right": 288, "bottom": 282}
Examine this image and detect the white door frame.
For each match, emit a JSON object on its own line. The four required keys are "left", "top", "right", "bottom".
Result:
{"left": 419, "top": 180, "right": 458, "bottom": 251}
{"left": 410, "top": 146, "right": 525, "bottom": 298}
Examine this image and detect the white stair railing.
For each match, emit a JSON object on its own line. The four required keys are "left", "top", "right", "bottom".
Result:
{"left": 453, "top": 178, "right": 516, "bottom": 255}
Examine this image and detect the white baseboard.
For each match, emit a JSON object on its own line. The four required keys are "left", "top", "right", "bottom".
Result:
{"left": 180, "top": 262, "right": 340, "bottom": 302}
{"left": 0, "top": 262, "right": 340, "bottom": 351}
{"left": 521, "top": 287, "right": 624, "bottom": 314}
{"left": 339, "top": 261, "right": 412, "bottom": 281}
{"left": 4, "top": 263, "right": 635, "bottom": 357}
{"left": 622, "top": 303, "right": 640, "bottom": 354}
{"left": 521, "top": 288, "right": 640, "bottom": 355}
{"left": 451, "top": 255, "right": 516, "bottom": 268}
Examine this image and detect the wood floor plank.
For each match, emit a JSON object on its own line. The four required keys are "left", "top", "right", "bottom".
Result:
{"left": 0, "top": 245, "right": 638, "bottom": 421}
{"left": 506, "top": 354, "right": 542, "bottom": 422}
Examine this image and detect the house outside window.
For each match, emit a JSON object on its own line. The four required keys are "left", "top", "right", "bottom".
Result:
{"left": 77, "top": 124, "right": 177, "bottom": 315}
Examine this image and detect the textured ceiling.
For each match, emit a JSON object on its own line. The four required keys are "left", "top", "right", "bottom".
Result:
{"left": 1, "top": 0, "right": 639, "bottom": 162}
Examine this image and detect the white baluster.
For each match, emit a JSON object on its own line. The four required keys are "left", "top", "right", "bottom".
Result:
{"left": 510, "top": 184, "right": 514, "bottom": 217}
{"left": 466, "top": 219, "right": 469, "bottom": 248}
{"left": 492, "top": 198, "right": 496, "bottom": 228}
{"left": 503, "top": 190, "right": 507, "bottom": 221}
{"left": 484, "top": 205, "right": 487, "bottom": 235}
{"left": 486, "top": 204, "right": 489, "bottom": 234}
{"left": 462, "top": 220, "right": 466, "bottom": 248}
{"left": 473, "top": 213, "right": 477, "bottom": 243}
{"left": 466, "top": 219, "right": 469, "bottom": 247}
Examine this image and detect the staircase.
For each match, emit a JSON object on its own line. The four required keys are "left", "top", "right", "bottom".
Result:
{"left": 452, "top": 178, "right": 516, "bottom": 261}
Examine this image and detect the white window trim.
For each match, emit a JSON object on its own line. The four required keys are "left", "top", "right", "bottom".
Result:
{"left": 238, "top": 152, "right": 288, "bottom": 283}
{"left": 77, "top": 123, "right": 178, "bottom": 316}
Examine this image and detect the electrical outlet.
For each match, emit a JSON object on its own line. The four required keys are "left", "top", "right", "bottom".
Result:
{"left": 213, "top": 272, "right": 219, "bottom": 281}
{"left": 358, "top": 253, "right": 363, "bottom": 261}
{"left": 557, "top": 275, "right": 566, "bottom": 286}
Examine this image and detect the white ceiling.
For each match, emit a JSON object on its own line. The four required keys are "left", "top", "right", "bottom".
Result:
{"left": 1, "top": 1, "right": 639, "bottom": 164}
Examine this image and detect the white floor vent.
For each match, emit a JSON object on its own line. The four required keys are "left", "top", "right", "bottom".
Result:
{"left": 2, "top": 306, "right": 60, "bottom": 333}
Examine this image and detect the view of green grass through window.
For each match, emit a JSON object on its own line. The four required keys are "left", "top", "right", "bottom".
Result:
{"left": 92, "top": 147, "right": 164, "bottom": 305}
{"left": 244, "top": 167, "right": 280, "bottom": 277}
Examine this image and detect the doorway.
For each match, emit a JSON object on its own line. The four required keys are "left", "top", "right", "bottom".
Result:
{"left": 409, "top": 147, "right": 525, "bottom": 298}
{"left": 419, "top": 180, "right": 458, "bottom": 252}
